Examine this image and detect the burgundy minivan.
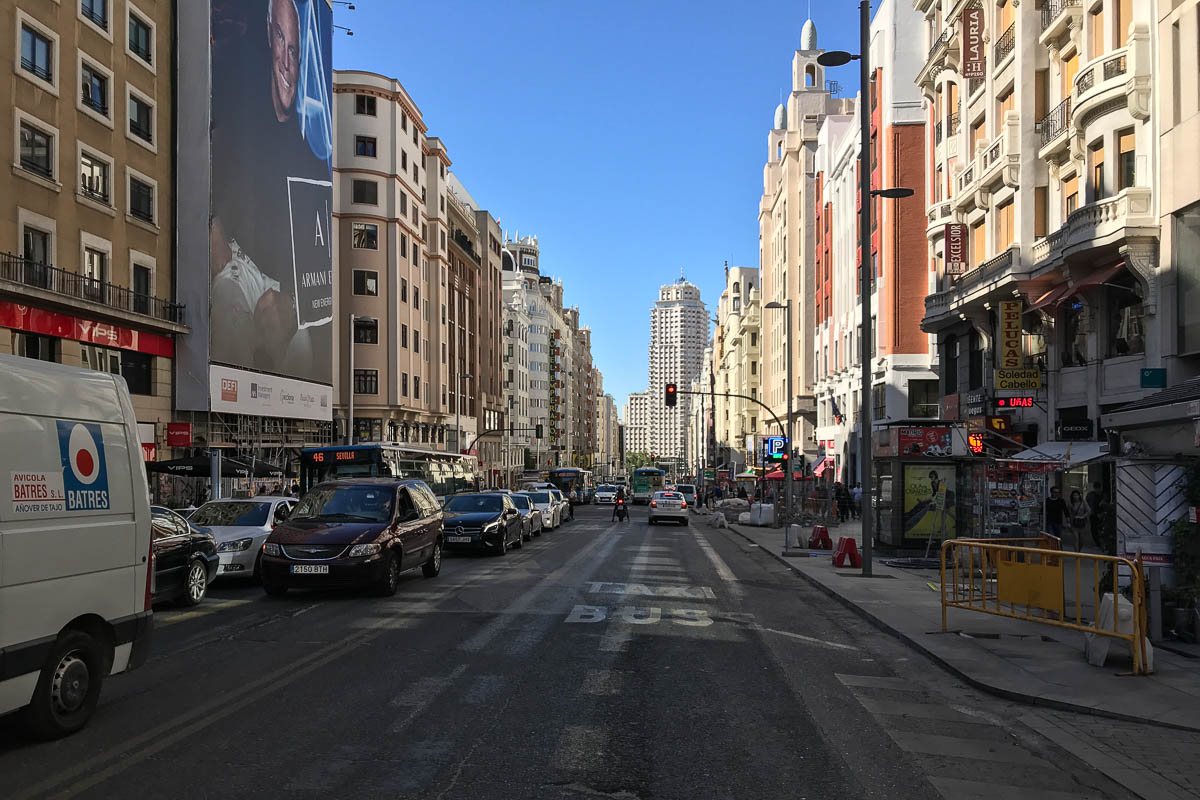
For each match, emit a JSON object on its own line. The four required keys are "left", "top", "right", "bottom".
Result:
{"left": 259, "top": 478, "right": 443, "bottom": 596}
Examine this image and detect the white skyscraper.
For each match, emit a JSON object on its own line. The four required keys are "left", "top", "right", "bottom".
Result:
{"left": 625, "top": 393, "right": 650, "bottom": 456}
{"left": 648, "top": 278, "right": 707, "bottom": 460}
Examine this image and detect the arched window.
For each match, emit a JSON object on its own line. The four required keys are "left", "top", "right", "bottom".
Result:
{"left": 733, "top": 281, "right": 740, "bottom": 294}
{"left": 805, "top": 64, "right": 816, "bottom": 87}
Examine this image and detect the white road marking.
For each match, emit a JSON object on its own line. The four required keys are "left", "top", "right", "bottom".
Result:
{"left": 388, "top": 664, "right": 470, "bottom": 735}
{"left": 565, "top": 604, "right": 608, "bottom": 623}
{"left": 693, "top": 531, "right": 744, "bottom": 598}
{"left": 835, "top": 673, "right": 910, "bottom": 690}
{"left": 586, "top": 581, "right": 716, "bottom": 599}
{"left": 629, "top": 557, "right": 684, "bottom": 566}
{"left": 757, "top": 627, "right": 859, "bottom": 651}
{"left": 598, "top": 620, "right": 633, "bottom": 652}
{"left": 628, "top": 564, "right": 687, "bottom": 572}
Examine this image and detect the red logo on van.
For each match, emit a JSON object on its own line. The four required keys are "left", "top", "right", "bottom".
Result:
{"left": 221, "top": 379, "right": 238, "bottom": 402}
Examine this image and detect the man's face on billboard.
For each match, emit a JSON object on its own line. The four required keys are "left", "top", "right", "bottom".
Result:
{"left": 268, "top": 0, "right": 300, "bottom": 122}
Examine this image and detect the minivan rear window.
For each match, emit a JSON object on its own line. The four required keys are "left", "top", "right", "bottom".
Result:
{"left": 676, "top": 485, "right": 695, "bottom": 493}
{"left": 527, "top": 492, "right": 550, "bottom": 503}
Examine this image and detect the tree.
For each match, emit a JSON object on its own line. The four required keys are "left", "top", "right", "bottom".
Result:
{"left": 626, "top": 451, "right": 655, "bottom": 469}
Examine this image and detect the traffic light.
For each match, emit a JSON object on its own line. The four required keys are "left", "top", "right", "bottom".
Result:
{"left": 665, "top": 383, "right": 677, "bottom": 407}
{"left": 535, "top": 424, "right": 544, "bottom": 439}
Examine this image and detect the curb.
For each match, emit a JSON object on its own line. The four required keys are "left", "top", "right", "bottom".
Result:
{"left": 714, "top": 517, "right": 1200, "bottom": 735}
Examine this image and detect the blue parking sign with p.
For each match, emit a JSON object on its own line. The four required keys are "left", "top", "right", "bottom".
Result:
{"left": 765, "top": 436, "right": 788, "bottom": 461}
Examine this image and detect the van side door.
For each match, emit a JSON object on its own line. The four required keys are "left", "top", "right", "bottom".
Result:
{"left": 393, "top": 487, "right": 425, "bottom": 566}
{"left": 412, "top": 484, "right": 442, "bottom": 554}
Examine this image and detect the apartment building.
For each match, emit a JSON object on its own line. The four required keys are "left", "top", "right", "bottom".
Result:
{"left": 918, "top": 0, "right": 1158, "bottom": 462}
{"left": 502, "top": 235, "right": 545, "bottom": 470}
{"left": 3, "top": 0, "right": 179, "bottom": 459}
{"left": 648, "top": 278, "right": 707, "bottom": 461}
{"left": 713, "top": 266, "right": 762, "bottom": 471}
{"left": 625, "top": 391, "right": 650, "bottom": 456}
{"left": 333, "top": 70, "right": 444, "bottom": 446}
{"left": 812, "top": 0, "right": 932, "bottom": 484}
{"left": 760, "top": 18, "right": 856, "bottom": 470}
{"left": 686, "top": 342, "right": 714, "bottom": 480}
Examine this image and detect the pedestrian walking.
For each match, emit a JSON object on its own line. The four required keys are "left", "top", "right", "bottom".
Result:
{"left": 1046, "top": 486, "right": 1066, "bottom": 540}
{"left": 851, "top": 483, "right": 863, "bottom": 519}
{"left": 834, "top": 481, "right": 850, "bottom": 523}
{"left": 1085, "top": 481, "right": 1103, "bottom": 549}
{"left": 1067, "top": 489, "right": 1090, "bottom": 551}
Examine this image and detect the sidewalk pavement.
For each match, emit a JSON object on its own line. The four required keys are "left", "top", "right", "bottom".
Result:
{"left": 714, "top": 514, "right": 1200, "bottom": 733}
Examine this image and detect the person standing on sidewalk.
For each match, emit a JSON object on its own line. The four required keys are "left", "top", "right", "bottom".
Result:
{"left": 1067, "top": 489, "right": 1090, "bottom": 551}
{"left": 1085, "top": 481, "right": 1104, "bottom": 549}
{"left": 1046, "top": 486, "right": 1066, "bottom": 540}
{"left": 851, "top": 483, "right": 862, "bottom": 519}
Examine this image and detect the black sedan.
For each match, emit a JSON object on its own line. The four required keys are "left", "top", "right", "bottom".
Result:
{"left": 442, "top": 493, "right": 524, "bottom": 555}
{"left": 150, "top": 505, "right": 219, "bottom": 606}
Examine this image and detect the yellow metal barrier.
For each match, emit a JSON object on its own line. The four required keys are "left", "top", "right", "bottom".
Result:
{"left": 940, "top": 537, "right": 1149, "bottom": 675}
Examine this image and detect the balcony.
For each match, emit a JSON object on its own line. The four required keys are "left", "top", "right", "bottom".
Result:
{"left": 993, "top": 23, "right": 1016, "bottom": 67}
{"left": 1071, "top": 37, "right": 1150, "bottom": 132}
{"left": 1040, "top": 0, "right": 1081, "bottom": 44}
{"left": 917, "top": 28, "right": 957, "bottom": 90}
{"left": 925, "top": 200, "right": 953, "bottom": 237}
{"left": 976, "top": 111, "right": 1021, "bottom": 189}
{"left": 1036, "top": 97, "right": 1072, "bottom": 159}
{"left": 922, "top": 290, "right": 953, "bottom": 330}
{"left": 956, "top": 246, "right": 1021, "bottom": 295}
{"left": 1032, "top": 187, "right": 1155, "bottom": 266}
{"left": 0, "top": 253, "right": 185, "bottom": 326}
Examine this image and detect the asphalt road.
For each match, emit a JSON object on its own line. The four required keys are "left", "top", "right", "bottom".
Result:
{"left": 0, "top": 505, "right": 1137, "bottom": 800}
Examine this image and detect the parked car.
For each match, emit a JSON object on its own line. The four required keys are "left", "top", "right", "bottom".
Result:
{"left": 594, "top": 484, "right": 617, "bottom": 504}
{"left": 0, "top": 356, "right": 154, "bottom": 739}
{"left": 549, "top": 488, "right": 571, "bottom": 522}
{"left": 648, "top": 491, "right": 689, "bottom": 526}
{"left": 150, "top": 506, "right": 220, "bottom": 606}
{"left": 675, "top": 484, "right": 698, "bottom": 509}
{"left": 259, "top": 478, "right": 443, "bottom": 596}
{"left": 442, "top": 493, "right": 524, "bottom": 555}
{"left": 521, "top": 490, "right": 561, "bottom": 529}
{"left": 187, "top": 497, "right": 296, "bottom": 580}
{"left": 508, "top": 492, "right": 543, "bottom": 540}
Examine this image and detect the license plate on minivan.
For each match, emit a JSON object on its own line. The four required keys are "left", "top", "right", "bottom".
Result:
{"left": 291, "top": 564, "right": 329, "bottom": 574}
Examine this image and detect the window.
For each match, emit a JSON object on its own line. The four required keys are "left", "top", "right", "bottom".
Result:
{"left": 1090, "top": 4, "right": 1106, "bottom": 59}
{"left": 353, "top": 369, "right": 379, "bottom": 395}
{"left": 401, "top": 373, "right": 409, "bottom": 397}
{"left": 352, "top": 222, "right": 377, "bottom": 249}
{"left": 14, "top": 332, "right": 57, "bottom": 362}
{"left": 1064, "top": 173, "right": 1079, "bottom": 216}
{"left": 414, "top": 330, "right": 420, "bottom": 353}
{"left": 968, "top": 332, "right": 984, "bottom": 389}
{"left": 1062, "top": 298, "right": 1090, "bottom": 366}
{"left": 1089, "top": 139, "right": 1106, "bottom": 201}
{"left": 1114, "top": 0, "right": 1131, "bottom": 47}
{"left": 354, "top": 418, "right": 382, "bottom": 443}
{"left": 994, "top": 200, "right": 1014, "bottom": 249}
{"left": 133, "top": 264, "right": 151, "bottom": 314}
{"left": 20, "top": 24, "right": 53, "bottom": 83}
{"left": 400, "top": 234, "right": 408, "bottom": 259}
{"left": 83, "top": 247, "right": 106, "bottom": 299}
{"left": 908, "top": 380, "right": 939, "bottom": 418}
{"left": 1062, "top": 50, "right": 1079, "bottom": 97}
{"left": 19, "top": 122, "right": 53, "bottom": 179}
{"left": 129, "top": 94, "right": 153, "bottom": 143}
{"left": 401, "top": 324, "right": 409, "bottom": 348}
{"left": 971, "top": 219, "right": 986, "bottom": 266}
{"left": 81, "top": 61, "right": 109, "bottom": 115}
{"left": 128, "top": 10, "right": 152, "bottom": 64}
{"left": 355, "top": 94, "right": 376, "bottom": 115}
{"left": 1117, "top": 129, "right": 1135, "bottom": 191}
{"left": 352, "top": 180, "right": 378, "bottom": 205}
{"left": 1034, "top": 186, "right": 1049, "bottom": 238}
{"left": 80, "top": 152, "right": 109, "bottom": 202}
{"left": 129, "top": 176, "right": 154, "bottom": 223}
{"left": 400, "top": 277, "right": 408, "bottom": 303}
{"left": 354, "top": 317, "right": 378, "bottom": 344}
{"left": 353, "top": 269, "right": 378, "bottom": 296}
{"left": 413, "top": 287, "right": 420, "bottom": 308}
{"left": 943, "top": 336, "right": 959, "bottom": 394}
{"left": 81, "top": 0, "right": 108, "bottom": 30}
{"left": 122, "top": 350, "right": 152, "bottom": 394}
{"left": 1178, "top": 204, "right": 1200, "bottom": 352}
{"left": 970, "top": 118, "right": 986, "bottom": 155}
{"left": 355, "top": 135, "right": 376, "bottom": 157}
{"left": 872, "top": 383, "right": 887, "bottom": 421}
{"left": 23, "top": 226, "right": 50, "bottom": 266}
{"left": 414, "top": 377, "right": 421, "bottom": 400}
{"left": 750, "top": 332, "right": 758, "bottom": 347}
{"left": 1107, "top": 273, "right": 1144, "bottom": 357}
{"left": 996, "top": 88, "right": 1014, "bottom": 122}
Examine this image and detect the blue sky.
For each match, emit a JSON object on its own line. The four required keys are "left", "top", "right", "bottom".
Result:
{"left": 332, "top": 0, "right": 860, "bottom": 410}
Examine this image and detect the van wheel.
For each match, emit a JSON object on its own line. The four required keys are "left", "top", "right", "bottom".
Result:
{"left": 181, "top": 560, "right": 209, "bottom": 606}
{"left": 375, "top": 550, "right": 401, "bottom": 596}
{"left": 422, "top": 541, "right": 442, "bottom": 578}
{"left": 22, "top": 630, "right": 106, "bottom": 740}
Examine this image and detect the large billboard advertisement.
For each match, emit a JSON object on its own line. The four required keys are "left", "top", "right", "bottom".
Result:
{"left": 902, "top": 464, "right": 956, "bottom": 540}
{"left": 209, "top": 0, "right": 333, "bottom": 387}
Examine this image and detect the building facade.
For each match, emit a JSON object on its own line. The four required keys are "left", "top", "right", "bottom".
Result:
{"left": 918, "top": 0, "right": 1159, "bottom": 461}
{"left": 3, "top": 0, "right": 181, "bottom": 463}
{"left": 648, "top": 278, "right": 707, "bottom": 461}
{"left": 813, "top": 0, "right": 933, "bottom": 484}
{"left": 713, "top": 266, "right": 762, "bottom": 471}
{"left": 760, "top": 18, "right": 856, "bottom": 472}
{"left": 625, "top": 392, "right": 650, "bottom": 457}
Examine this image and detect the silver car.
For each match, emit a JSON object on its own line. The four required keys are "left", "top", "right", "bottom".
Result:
{"left": 674, "top": 484, "right": 698, "bottom": 510}
{"left": 509, "top": 492, "right": 543, "bottom": 540}
{"left": 187, "top": 497, "right": 295, "bottom": 579}
{"left": 522, "top": 490, "right": 561, "bottom": 529}
{"left": 594, "top": 485, "right": 617, "bottom": 504}
{"left": 549, "top": 488, "right": 571, "bottom": 523}
{"left": 648, "top": 491, "right": 689, "bottom": 526}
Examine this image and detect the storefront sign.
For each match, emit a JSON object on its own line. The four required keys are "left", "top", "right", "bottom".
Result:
{"left": 986, "top": 416, "right": 1011, "bottom": 433}
{"left": 166, "top": 423, "right": 193, "bottom": 447}
{"left": 1056, "top": 420, "right": 1094, "bottom": 440}
{"left": 996, "top": 396, "right": 1034, "bottom": 409}
{"left": 0, "top": 301, "right": 174, "bottom": 357}
{"left": 208, "top": 364, "right": 332, "bottom": 422}
{"left": 963, "top": 390, "right": 987, "bottom": 417}
{"left": 1140, "top": 368, "right": 1166, "bottom": 389}
{"left": 140, "top": 442, "right": 157, "bottom": 461}
{"left": 898, "top": 427, "right": 952, "bottom": 457}
{"left": 967, "top": 432, "right": 985, "bottom": 454}
{"left": 942, "top": 394, "right": 960, "bottom": 421}
{"left": 1123, "top": 535, "right": 1173, "bottom": 566}
{"left": 995, "top": 368, "right": 1042, "bottom": 390}
{"left": 961, "top": 5, "right": 986, "bottom": 79}
{"left": 944, "top": 224, "right": 968, "bottom": 275}
{"left": 998, "top": 301, "right": 1023, "bottom": 368}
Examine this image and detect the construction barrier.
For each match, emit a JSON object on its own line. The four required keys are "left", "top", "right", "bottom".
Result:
{"left": 939, "top": 536, "right": 1149, "bottom": 675}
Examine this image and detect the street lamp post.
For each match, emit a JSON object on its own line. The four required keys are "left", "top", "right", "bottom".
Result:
{"left": 818, "top": 1, "right": 914, "bottom": 576}
{"left": 764, "top": 300, "right": 792, "bottom": 524}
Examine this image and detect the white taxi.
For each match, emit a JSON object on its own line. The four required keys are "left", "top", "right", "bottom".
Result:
{"left": 648, "top": 491, "right": 689, "bottom": 526}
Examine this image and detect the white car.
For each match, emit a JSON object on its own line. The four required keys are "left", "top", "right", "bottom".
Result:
{"left": 522, "top": 490, "right": 561, "bottom": 529}
{"left": 549, "top": 489, "right": 571, "bottom": 523}
{"left": 187, "top": 497, "right": 295, "bottom": 579}
{"left": 594, "top": 485, "right": 617, "bottom": 504}
{"left": 675, "top": 484, "right": 698, "bottom": 509}
{"left": 648, "top": 491, "right": 689, "bottom": 526}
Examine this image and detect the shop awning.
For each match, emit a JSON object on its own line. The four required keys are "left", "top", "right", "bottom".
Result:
{"left": 1070, "top": 261, "right": 1126, "bottom": 294}
{"left": 1008, "top": 441, "right": 1109, "bottom": 469}
{"left": 1027, "top": 284, "right": 1070, "bottom": 312}
{"left": 146, "top": 455, "right": 284, "bottom": 479}
{"left": 812, "top": 456, "right": 834, "bottom": 477}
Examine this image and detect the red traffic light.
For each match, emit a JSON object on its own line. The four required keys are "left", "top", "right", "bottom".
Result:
{"left": 664, "top": 383, "right": 677, "bottom": 407}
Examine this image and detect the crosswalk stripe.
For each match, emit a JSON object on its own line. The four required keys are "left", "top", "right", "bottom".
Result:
{"left": 926, "top": 777, "right": 1092, "bottom": 800}
{"left": 835, "top": 673, "right": 909, "bottom": 690}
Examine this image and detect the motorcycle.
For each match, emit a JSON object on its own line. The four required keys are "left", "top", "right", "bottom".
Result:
{"left": 614, "top": 498, "right": 628, "bottom": 522}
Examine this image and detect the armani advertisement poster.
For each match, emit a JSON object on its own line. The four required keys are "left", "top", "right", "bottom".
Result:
{"left": 210, "top": 0, "right": 333, "bottom": 386}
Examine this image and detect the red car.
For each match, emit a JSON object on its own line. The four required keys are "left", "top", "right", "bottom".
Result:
{"left": 259, "top": 478, "right": 443, "bottom": 596}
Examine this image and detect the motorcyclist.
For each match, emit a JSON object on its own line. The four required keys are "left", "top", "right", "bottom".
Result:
{"left": 612, "top": 485, "right": 628, "bottom": 521}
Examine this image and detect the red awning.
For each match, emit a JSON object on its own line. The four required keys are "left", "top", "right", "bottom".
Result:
{"left": 813, "top": 456, "right": 833, "bottom": 477}
{"left": 1028, "top": 284, "right": 1070, "bottom": 312}
{"left": 1071, "top": 261, "right": 1126, "bottom": 294}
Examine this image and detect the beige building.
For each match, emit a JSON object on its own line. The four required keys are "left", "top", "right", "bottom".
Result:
{"left": 333, "top": 71, "right": 446, "bottom": 447}
{"left": 713, "top": 266, "right": 762, "bottom": 470}
{"left": 760, "top": 18, "right": 854, "bottom": 470}
{"left": 1, "top": 0, "right": 180, "bottom": 460}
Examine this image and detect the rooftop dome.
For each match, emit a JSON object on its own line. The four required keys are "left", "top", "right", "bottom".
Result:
{"left": 801, "top": 18, "right": 818, "bottom": 50}
{"left": 773, "top": 103, "right": 787, "bottom": 130}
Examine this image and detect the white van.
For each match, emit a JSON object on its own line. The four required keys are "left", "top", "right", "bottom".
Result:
{"left": 0, "top": 355, "right": 153, "bottom": 738}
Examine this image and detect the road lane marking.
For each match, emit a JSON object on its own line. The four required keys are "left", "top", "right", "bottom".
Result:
{"left": 692, "top": 531, "right": 744, "bottom": 598}
{"left": 586, "top": 581, "right": 716, "bottom": 599}
{"left": 629, "top": 557, "right": 683, "bottom": 565}
{"left": 757, "top": 627, "right": 859, "bottom": 651}
{"left": 835, "top": 673, "right": 910, "bottom": 690}
{"left": 628, "top": 564, "right": 686, "bottom": 572}
{"left": 153, "top": 598, "right": 254, "bottom": 627}
{"left": 388, "top": 664, "right": 470, "bottom": 735}
{"left": 565, "top": 605, "right": 714, "bottom": 629}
